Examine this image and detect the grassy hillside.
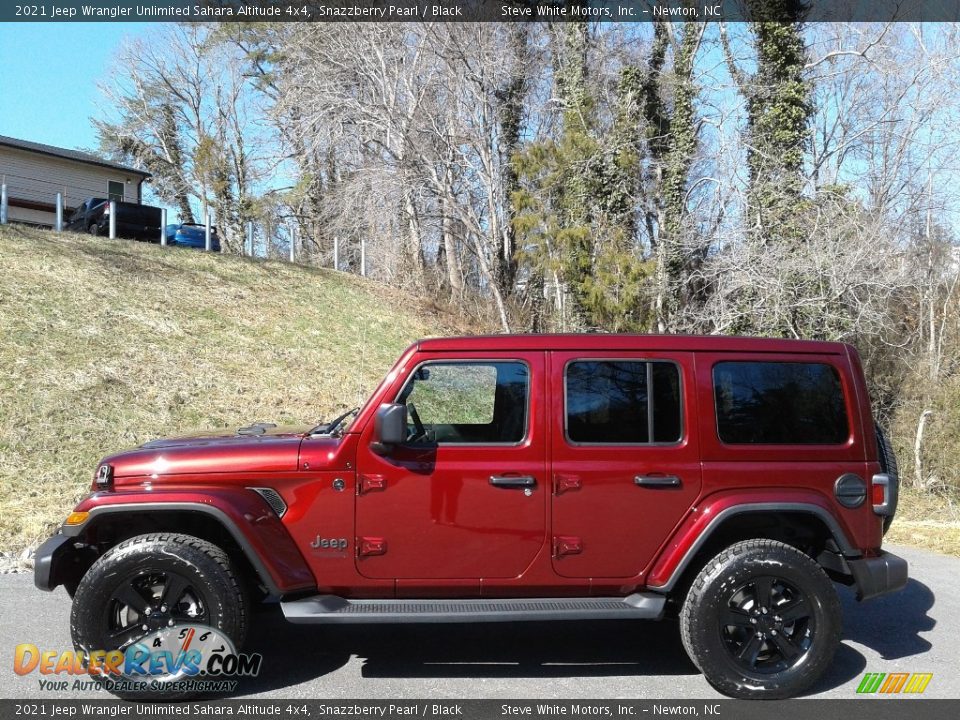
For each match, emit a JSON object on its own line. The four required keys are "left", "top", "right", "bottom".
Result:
{"left": 0, "top": 225, "right": 462, "bottom": 554}
{"left": 1, "top": 225, "right": 953, "bottom": 560}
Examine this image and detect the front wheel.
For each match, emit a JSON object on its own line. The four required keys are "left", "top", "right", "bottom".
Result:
{"left": 70, "top": 533, "right": 249, "bottom": 699}
{"left": 680, "top": 539, "right": 841, "bottom": 699}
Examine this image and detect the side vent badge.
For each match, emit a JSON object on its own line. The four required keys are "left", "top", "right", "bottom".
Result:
{"left": 249, "top": 487, "right": 288, "bottom": 518}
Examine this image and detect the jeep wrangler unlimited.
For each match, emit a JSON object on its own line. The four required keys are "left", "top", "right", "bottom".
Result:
{"left": 35, "top": 335, "right": 907, "bottom": 699}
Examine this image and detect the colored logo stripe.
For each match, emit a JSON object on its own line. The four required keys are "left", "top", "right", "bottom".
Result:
{"left": 880, "top": 673, "right": 909, "bottom": 693}
{"left": 856, "top": 673, "right": 885, "bottom": 693}
{"left": 856, "top": 672, "right": 932, "bottom": 694}
{"left": 903, "top": 673, "right": 933, "bottom": 694}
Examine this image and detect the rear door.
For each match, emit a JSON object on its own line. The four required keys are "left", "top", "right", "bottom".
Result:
{"left": 549, "top": 351, "right": 701, "bottom": 578}
{"left": 696, "top": 352, "right": 867, "bottom": 535}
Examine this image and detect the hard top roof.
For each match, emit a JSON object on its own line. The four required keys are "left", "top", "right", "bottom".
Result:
{"left": 416, "top": 334, "right": 848, "bottom": 355}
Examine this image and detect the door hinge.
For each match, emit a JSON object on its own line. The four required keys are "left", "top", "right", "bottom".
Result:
{"left": 357, "top": 537, "right": 387, "bottom": 557}
{"left": 358, "top": 474, "right": 386, "bottom": 495}
{"left": 553, "top": 535, "right": 583, "bottom": 557}
{"left": 554, "top": 473, "right": 582, "bottom": 495}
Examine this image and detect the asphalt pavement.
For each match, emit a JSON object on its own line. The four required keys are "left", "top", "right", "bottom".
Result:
{"left": 0, "top": 544, "right": 951, "bottom": 700}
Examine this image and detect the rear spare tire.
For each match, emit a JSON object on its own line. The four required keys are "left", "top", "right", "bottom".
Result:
{"left": 875, "top": 424, "right": 900, "bottom": 533}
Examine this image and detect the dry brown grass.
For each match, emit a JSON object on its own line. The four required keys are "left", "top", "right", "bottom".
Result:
{"left": 4, "top": 224, "right": 956, "bottom": 561}
{"left": 0, "top": 225, "right": 465, "bottom": 553}
{"left": 886, "top": 486, "right": 960, "bottom": 556}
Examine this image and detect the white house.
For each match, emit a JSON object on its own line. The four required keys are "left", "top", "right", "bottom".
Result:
{"left": 0, "top": 135, "right": 150, "bottom": 227}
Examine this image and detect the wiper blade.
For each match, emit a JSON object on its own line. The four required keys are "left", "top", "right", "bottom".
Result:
{"left": 308, "top": 407, "right": 359, "bottom": 437}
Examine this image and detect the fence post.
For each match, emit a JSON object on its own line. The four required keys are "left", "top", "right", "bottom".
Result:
{"left": 289, "top": 225, "right": 296, "bottom": 263}
{"left": 333, "top": 235, "right": 339, "bottom": 271}
{"left": 160, "top": 208, "right": 167, "bottom": 246}
{"left": 360, "top": 236, "right": 366, "bottom": 277}
{"left": 55, "top": 193, "right": 63, "bottom": 232}
{"left": 108, "top": 200, "right": 116, "bottom": 239}
{"left": 205, "top": 210, "right": 212, "bottom": 251}
{"left": 246, "top": 220, "right": 253, "bottom": 257}
{"left": 1, "top": 182, "right": 7, "bottom": 225}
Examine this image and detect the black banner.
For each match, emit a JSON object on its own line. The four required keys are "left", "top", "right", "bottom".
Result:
{"left": 4, "top": 1, "right": 960, "bottom": 24}
{"left": 1, "top": 700, "right": 959, "bottom": 720}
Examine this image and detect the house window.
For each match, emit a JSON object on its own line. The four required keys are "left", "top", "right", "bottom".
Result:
{"left": 108, "top": 181, "right": 124, "bottom": 203}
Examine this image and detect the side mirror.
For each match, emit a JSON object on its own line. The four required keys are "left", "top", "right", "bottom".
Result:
{"left": 371, "top": 403, "right": 407, "bottom": 455}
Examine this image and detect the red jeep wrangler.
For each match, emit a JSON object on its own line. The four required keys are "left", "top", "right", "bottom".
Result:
{"left": 36, "top": 335, "right": 907, "bottom": 698}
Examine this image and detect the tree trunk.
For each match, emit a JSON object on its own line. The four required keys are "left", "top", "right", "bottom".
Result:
{"left": 914, "top": 409, "right": 933, "bottom": 489}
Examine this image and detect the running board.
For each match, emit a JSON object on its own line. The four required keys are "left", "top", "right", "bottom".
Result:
{"left": 280, "top": 593, "right": 666, "bottom": 624}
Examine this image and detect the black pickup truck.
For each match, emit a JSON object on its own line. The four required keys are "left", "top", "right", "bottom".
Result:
{"left": 65, "top": 198, "right": 163, "bottom": 241}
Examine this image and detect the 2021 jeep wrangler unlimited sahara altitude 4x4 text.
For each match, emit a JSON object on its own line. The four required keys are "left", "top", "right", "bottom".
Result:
{"left": 35, "top": 334, "right": 907, "bottom": 699}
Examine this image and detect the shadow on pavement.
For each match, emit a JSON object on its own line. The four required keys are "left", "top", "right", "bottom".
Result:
{"left": 838, "top": 578, "right": 935, "bottom": 659}
{"left": 239, "top": 609, "right": 697, "bottom": 694}
{"left": 239, "top": 578, "right": 935, "bottom": 696}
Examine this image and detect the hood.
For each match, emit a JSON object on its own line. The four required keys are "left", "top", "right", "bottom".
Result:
{"left": 139, "top": 423, "right": 312, "bottom": 449}
{"left": 100, "top": 424, "right": 314, "bottom": 479}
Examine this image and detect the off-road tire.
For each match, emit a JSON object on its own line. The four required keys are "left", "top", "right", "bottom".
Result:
{"left": 70, "top": 533, "right": 249, "bottom": 700}
{"left": 680, "top": 539, "right": 841, "bottom": 700}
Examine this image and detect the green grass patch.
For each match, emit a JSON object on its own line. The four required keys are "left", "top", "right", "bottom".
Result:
{"left": 0, "top": 225, "right": 463, "bottom": 553}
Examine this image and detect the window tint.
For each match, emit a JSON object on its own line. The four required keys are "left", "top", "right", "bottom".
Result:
{"left": 565, "top": 361, "right": 682, "bottom": 444}
{"left": 398, "top": 362, "right": 528, "bottom": 444}
{"left": 713, "top": 362, "right": 849, "bottom": 444}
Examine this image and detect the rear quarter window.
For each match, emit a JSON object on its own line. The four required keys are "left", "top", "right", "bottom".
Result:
{"left": 713, "top": 361, "right": 849, "bottom": 445}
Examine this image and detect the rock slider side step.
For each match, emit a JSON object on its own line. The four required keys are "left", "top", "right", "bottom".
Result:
{"left": 280, "top": 594, "right": 665, "bottom": 624}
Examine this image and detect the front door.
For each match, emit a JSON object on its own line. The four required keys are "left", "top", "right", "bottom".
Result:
{"left": 354, "top": 353, "right": 547, "bottom": 579}
{"left": 549, "top": 351, "right": 702, "bottom": 578}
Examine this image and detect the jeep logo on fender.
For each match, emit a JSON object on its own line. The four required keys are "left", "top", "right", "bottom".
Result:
{"left": 310, "top": 536, "right": 348, "bottom": 550}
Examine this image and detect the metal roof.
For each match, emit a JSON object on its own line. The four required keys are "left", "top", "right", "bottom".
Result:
{"left": 0, "top": 134, "right": 150, "bottom": 177}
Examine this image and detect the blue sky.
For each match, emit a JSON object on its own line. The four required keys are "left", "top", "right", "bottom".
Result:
{"left": 0, "top": 23, "right": 148, "bottom": 152}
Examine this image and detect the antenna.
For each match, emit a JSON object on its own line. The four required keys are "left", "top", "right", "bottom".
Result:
{"left": 356, "top": 323, "right": 368, "bottom": 408}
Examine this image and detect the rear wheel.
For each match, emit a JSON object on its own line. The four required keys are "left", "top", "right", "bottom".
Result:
{"left": 680, "top": 539, "right": 840, "bottom": 699}
{"left": 88, "top": 223, "right": 100, "bottom": 236}
{"left": 70, "top": 533, "right": 249, "bottom": 699}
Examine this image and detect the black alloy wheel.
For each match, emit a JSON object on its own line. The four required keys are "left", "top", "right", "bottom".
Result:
{"left": 680, "top": 539, "right": 840, "bottom": 699}
{"left": 719, "top": 574, "right": 815, "bottom": 675}
{"left": 70, "top": 533, "right": 249, "bottom": 699}
{"left": 102, "top": 569, "right": 210, "bottom": 650}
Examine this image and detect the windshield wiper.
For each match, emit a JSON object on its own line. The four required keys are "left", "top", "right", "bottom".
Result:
{"left": 308, "top": 407, "right": 359, "bottom": 437}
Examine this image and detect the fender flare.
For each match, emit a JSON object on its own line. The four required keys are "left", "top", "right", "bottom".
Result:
{"left": 648, "top": 502, "right": 859, "bottom": 592}
{"left": 63, "top": 499, "right": 315, "bottom": 597}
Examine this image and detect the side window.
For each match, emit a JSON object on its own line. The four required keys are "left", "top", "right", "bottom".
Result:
{"left": 565, "top": 360, "right": 682, "bottom": 445}
{"left": 108, "top": 181, "right": 124, "bottom": 203}
{"left": 397, "top": 361, "right": 528, "bottom": 445}
{"left": 713, "top": 361, "right": 849, "bottom": 444}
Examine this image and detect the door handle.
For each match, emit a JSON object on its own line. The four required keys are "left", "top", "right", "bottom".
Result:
{"left": 489, "top": 475, "right": 537, "bottom": 488}
{"left": 634, "top": 475, "right": 682, "bottom": 488}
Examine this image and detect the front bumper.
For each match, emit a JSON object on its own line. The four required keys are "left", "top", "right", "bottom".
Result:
{"left": 33, "top": 534, "right": 89, "bottom": 592}
{"left": 848, "top": 550, "right": 909, "bottom": 601}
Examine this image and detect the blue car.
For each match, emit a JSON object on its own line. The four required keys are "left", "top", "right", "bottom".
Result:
{"left": 165, "top": 223, "right": 221, "bottom": 251}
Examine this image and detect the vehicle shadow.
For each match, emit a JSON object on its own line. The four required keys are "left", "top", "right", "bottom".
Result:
{"left": 838, "top": 578, "right": 935, "bottom": 659}
{"left": 803, "top": 578, "right": 935, "bottom": 696}
{"left": 239, "top": 578, "right": 936, "bottom": 697}
{"left": 238, "top": 609, "right": 699, "bottom": 695}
